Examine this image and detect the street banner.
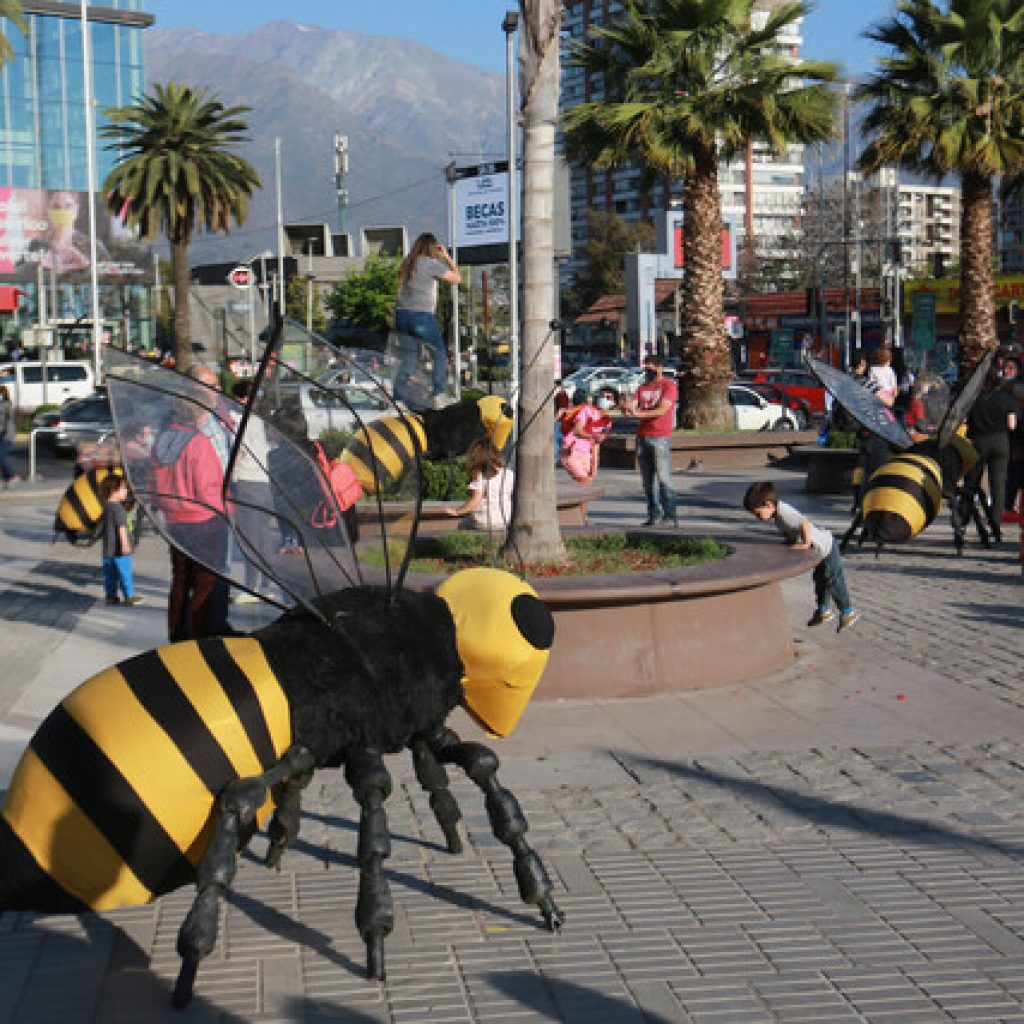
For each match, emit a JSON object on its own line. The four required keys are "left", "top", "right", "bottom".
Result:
{"left": 453, "top": 167, "right": 509, "bottom": 248}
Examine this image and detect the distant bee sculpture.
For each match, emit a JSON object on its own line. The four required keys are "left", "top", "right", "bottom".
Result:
{"left": 808, "top": 353, "right": 995, "bottom": 556}
{"left": 0, "top": 320, "right": 562, "bottom": 1010}
{"left": 53, "top": 462, "right": 126, "bottom": 544}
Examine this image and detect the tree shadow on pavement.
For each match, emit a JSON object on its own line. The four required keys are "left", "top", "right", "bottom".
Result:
{"left": 623, "top": 755, "right": 1024, "bottom": 862}
{"left": 488, "top": 970, "right": 677, "bottom": 1023}
{"left": 958, "top": 603, "right": 1024, "bottom": 628}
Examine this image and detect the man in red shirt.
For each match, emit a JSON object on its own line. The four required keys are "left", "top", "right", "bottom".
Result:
{"left": 623, "top": 353, "right": 679, "bottom": 526}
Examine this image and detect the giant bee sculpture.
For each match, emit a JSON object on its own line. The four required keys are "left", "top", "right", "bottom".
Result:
{"left": 808, "top": 353, "right": 994, "bottom": 556}
{"left": 0, "top": 321, "right": 562, "bottom": 1010}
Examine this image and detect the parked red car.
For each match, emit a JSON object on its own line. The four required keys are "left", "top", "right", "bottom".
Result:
{"left": 738, "top": 368, "right": 827, "bottom": 415}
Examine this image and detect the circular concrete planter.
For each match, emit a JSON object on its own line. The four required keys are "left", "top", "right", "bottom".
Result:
{"left": 399, "top": 531, "right": 817, "bottom": 699}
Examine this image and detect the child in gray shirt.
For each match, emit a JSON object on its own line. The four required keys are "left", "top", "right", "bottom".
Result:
{"left": 744, "top": 481, "right": 858, "bottom": 633}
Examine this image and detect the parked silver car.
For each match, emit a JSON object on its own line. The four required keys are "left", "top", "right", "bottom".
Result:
{"left": 32, "top": 390, "right": 114, "bottom": 455}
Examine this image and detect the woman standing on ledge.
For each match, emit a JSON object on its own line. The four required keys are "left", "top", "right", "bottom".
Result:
{"left": 395, "top": 232, "right": 461, "bottom": 405}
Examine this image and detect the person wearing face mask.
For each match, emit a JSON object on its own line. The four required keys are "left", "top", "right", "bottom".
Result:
{"left": 559, "top": 389, "right": 613, "bottom": 485}
{"left": 622, "top": 354, "right": 679, "bottom": 526}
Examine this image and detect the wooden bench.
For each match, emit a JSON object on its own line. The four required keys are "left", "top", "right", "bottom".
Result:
{"left": 601, "top": 429, "right": 820, "bottom": 471}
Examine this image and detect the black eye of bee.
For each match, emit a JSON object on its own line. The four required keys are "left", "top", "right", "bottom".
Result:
{"left": 511, "top": 593, "right": 554, "bottom": 651}
{"left": 500, "top": 401, "right": 513, "bottom": 420}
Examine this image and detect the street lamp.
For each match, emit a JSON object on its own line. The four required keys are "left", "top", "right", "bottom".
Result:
{"left": 80, "top": 0, "right": 102, "bottom": 382}
{"left": 503, "top": 10, "right": 519, "bottom": 420}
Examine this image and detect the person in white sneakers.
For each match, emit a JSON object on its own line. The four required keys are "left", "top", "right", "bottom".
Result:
{"left": 744, "top": 480, "right": 859, "bottom": 633}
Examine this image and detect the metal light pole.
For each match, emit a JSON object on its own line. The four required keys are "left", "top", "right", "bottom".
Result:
{"left": 503, "top": 10, "right": 519, "bottom": 415}
{"left": 80, "top": 0, "right": 102, "bottom": 380}
{"left": 275, "top": 138, "right": 285, "bottom": 312}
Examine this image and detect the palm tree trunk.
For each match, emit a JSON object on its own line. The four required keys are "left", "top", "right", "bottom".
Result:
{"left": 171, "top": 238, "right": 192, "bottom": 373}
{"left": 959, "top": 169, "right": 996, "bottom": 378}
{"left": 679, "top": 144, "right": 731, "bottom": 429}
{"left": 507, "top": 0, "right": 566, "bottom": 564}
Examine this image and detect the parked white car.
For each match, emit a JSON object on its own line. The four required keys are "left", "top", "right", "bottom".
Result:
{"left": 728, "top": 384, "right": 799, "bottom": 431}
{"left": 561, "top": 365, "right": 639, "bottom": 401}
{"left": 299, "top": 380, "right": 398, "bottom": 439}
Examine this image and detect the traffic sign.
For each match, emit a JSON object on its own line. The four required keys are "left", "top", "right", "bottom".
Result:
{"left": 227, "top": 266, "right": 254, "bottom": 289}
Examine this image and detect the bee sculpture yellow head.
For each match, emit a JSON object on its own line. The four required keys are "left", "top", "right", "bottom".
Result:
{"left": 435, "top": 568, "right": 554, "bottom": 738}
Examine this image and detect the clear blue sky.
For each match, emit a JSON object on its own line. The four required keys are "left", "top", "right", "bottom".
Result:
{"left": 146, "top": 0, "right": 896, "bottom": 79}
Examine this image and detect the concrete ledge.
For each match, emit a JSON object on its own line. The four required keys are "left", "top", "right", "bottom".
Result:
{"left": 794, "top": 445, "right": 860, "bottom": 495}
{"left": 400, "top": 530, "right": 817, "bottom": 699}
{"left": 357, "top": 483, "right": 603, "bottom": 532}
{"left": 601, "top": 430, "right": 819, "bottom": 471}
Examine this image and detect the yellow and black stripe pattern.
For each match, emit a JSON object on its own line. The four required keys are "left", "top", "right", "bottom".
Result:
{"left": 340, "top": 413, "right": 429, "bottom": 495}
{"left": 54, "top": 465, "right": 125, "bottom": 539}
{"left": 0, "top": 637, "right": 291, "bottom": 912}
{"left": 863, "top": 453, "right": 943, "bottom": 543}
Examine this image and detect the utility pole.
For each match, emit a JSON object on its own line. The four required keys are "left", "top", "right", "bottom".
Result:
{"left": 334, "top": 133, "right": 349, "bottom": 238}
{"left": 842, "top": 82, "right": 852, "bottom": 366}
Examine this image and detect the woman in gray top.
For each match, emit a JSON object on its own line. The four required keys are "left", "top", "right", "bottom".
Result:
{"left": 394, "top": 232, "right": 461, "bottom": 403}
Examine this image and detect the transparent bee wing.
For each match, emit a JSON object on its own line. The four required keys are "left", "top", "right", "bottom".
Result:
{"left": 102, "top": 343, "right": 363, "bottom": 621}
{"left": 805, "top": 355, "right": 913, "bottom": 450}
{"left": 386, "top": 329, "right": 440, "bottom": 410}
{"left": 243, "top": 318, "right": 427, "bottom": 595}
{"left": 936, "top": 350, "right": 994, "bottom": 449}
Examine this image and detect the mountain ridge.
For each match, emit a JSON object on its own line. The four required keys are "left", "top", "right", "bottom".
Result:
{"left": 144, "top": 20, "right": 506, "bottom": 264}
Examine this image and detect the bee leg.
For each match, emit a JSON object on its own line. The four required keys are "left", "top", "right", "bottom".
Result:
{"left": 265, "top": 745, "right": 317, "bottom": 871}
{"left": 173, "top": 776, "right": 268, "bottom": 1009}
{"left": 427, "top": 726, "right": 565, "bottom": 934}
{"left": 411, "top": 736, "right": 463, "bottom": 854}
{"left": 345, "top": 748, "right": 394, "bottom": 981}
{"left": 839, "top": 511, "right": 862, "bottom": 553}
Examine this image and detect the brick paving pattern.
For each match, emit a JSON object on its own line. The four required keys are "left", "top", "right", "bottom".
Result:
{"left": 0, "top": 468, "right": 1021, "bottom": 1021}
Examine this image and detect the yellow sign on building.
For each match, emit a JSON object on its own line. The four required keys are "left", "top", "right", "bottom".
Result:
{"left": 903, "top": 275, "right": 1024, "bottom": 314}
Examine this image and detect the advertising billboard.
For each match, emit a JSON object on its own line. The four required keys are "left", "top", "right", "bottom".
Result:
{"left": 454, "top": 166, "right": 509, "bottom": 249}
{"left": 0, "top": 187, "right": 153, "bottom": 282}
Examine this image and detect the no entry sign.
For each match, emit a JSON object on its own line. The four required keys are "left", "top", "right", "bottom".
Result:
{"left": 228, "top": 266, "right": 254, "bottom": 289}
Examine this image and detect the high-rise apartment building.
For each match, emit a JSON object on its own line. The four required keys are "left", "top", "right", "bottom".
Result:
{"left": 561, "top": 0, "right": 806, "bottom": 288}
{"left": 0, "top": 2, "right": 154, "bottom": 351}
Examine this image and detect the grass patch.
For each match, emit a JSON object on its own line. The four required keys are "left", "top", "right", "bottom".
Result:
{"left": 363, "top": 531, "right": 726, "bottom": 577}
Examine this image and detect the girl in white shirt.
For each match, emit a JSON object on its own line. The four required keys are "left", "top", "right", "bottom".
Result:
{"left": 446, "top": 440, "right": 513, "bottom": 533}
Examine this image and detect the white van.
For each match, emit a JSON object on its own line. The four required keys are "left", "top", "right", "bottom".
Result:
{"left": 0, "top": 360, "right": 95, "bottom": 412}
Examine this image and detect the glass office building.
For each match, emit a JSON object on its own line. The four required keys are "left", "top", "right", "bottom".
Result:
{"left": 0, "top": 1, "right": 155, "bottom": 354}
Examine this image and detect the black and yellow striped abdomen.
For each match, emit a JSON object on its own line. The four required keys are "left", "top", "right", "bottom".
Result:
{"left": 339, "top": 413, "right": 428, "bottom": 495}
{"left": 54, "top": 465, "right": 125, "bottom": 539}
{"left": 0, "top": 637, "right": 291, "bottom": 913}
{"left": 863, "top": 452, "right": 943, "bottom": 543}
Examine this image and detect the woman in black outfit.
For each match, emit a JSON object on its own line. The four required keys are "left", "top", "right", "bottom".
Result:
{"left": 965, "top": 367, "right": 1018, "bottom": 540}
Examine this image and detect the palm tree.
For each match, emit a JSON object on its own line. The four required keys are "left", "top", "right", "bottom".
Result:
{"left": 510, "top": 0, "right": 567, "bottom": 564}
{"left": 856, "top": 0, "right": 1024, "bottom": 378}
{"left": 101, "top": 82, "right": 261, "bottom": 373}
{"left": 563, "top": 0, "right": 837, "bottom": 427}
{"left": 0, "top": 0, "right": 25, "bottom": 67}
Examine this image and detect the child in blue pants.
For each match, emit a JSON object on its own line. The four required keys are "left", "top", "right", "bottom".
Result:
{"left": 100, "top": 475, "right": 144, "bottom": 606}
{"left": 744, "top": 481, "right": 859, "bottom": 633}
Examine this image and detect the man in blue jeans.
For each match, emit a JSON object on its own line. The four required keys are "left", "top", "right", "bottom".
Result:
{"left": 623, "top": 353, "right": 679, "bottom": 526}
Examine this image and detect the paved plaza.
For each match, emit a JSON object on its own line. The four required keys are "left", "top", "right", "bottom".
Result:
{"left": 0, "top": 454, "right": 1022, "bottom": 1023}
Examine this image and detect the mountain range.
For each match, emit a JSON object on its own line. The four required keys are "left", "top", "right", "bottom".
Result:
{"left": 144, "top": 21, "right": 506, "bottom": 265}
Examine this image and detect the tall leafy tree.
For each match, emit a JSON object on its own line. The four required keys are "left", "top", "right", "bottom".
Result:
{"left": 564, "top": 210, "right": 657, "bottom": 316}
{"left": 511, "top": 0, "right": 566, "bottom": 564}
{"left": 325, "top": 255, "right": 398, "bottom": 334}
{"left": 563, "top": 0, "right": 837, "bottom": 427}
{"left": 856, "top": 0, "right": 1024, "bottom": 377}
{"left": 0, "top": 0, "right": 25, "bottom": 66}
{"left": 101, "top": 82, "right": 260, "bottom": 373}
